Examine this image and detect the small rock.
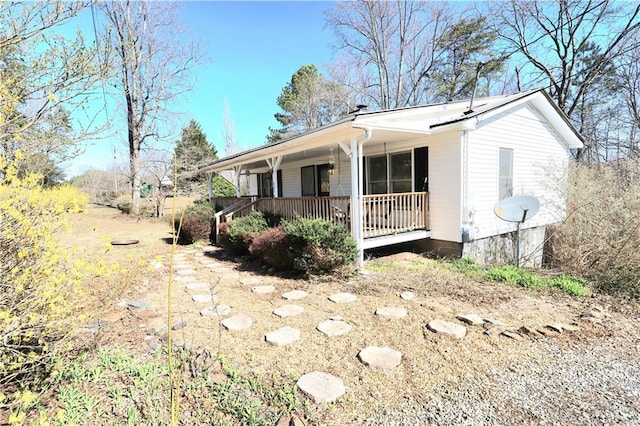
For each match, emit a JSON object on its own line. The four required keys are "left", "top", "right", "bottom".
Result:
{"left": 328, "top": 292, "right": 357, "bottom": 303}
{"left": 456, "top": 313, "right": 485, "bottom": 326}
{"left": 146, "top": 318, "right": 168, "bottom": 336}
{"left": 427, "top": 319, "right": 467, "bottom": 339}
{"left": 252, "top": 285, "right": 275, "bottom": 294}
{"left": 172, "top": 320, "right": 187, "bottom": 331}
{"left": 265, "top": 326, "right": 301, "bottom": 346}
{"left": 83, "top": 320, "right": 108, "bottom": 329}
{"left": 127, "top": 300, "right": 150, "bottom": 310}
{"left": 502, "top": 330, "right": 524, "bottom": 341}
{"left": 221, "top": 315, "right": 253, "bottom": 331}
{"left": 546, "top": 324, "right": 564, "bottom": 333}
{"left": 484, "top": 326, "right": 506, "bottom": 336}
{"left": 400, "top": 291, "right": 416, "bottom": 300}
{"left": 483, "top": 318, "right": 504, "bottom": 326}
{"left": 296, "top": 371, "right": 345, "bottom": 405}
{"left": 558, "top": 322, "right": 580, "bottom": 332}
{"left": 317, "top": 320, "right": 352, "bottom": 337}
{"left": 375, "top": 307, "right": 408, "bottom": 319}
{"left": 358, "top": 346, "right": 402, "bottom": 370}
{"left": 282, "top": 290, "right": 309, "bottom": 300}
{"left": 518, "top": 325, "right": 543, "bottom": 338}
{"left": 290, "top": 415, "right": 306, "bottom": 426}
{"left": 538, "top": 327, "right": 560, "bottom": 337}
{"left": 273, "top": 305, "right": 305, "bottom": 318}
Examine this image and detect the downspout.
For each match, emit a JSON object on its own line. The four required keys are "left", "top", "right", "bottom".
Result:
{"left": 351, "top": 126, "right": 373, "bottom": 270}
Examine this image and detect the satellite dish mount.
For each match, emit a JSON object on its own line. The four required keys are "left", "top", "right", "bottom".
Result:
{"left": 494, "top": 195, "right": 540, "bottom": 267}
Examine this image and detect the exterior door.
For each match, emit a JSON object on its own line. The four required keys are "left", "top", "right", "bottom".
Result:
{"left": 317, "top": 164, "right": 330, "bottom": 196}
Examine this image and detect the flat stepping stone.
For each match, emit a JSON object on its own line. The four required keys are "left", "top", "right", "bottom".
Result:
{"left": 273, "top": 305, "right": 305, "bottom": 317}
{"left": 483, "top": 318, "right": 504, "bottom": 326}
{"left": 150, "top": 261, "right": 164, "bottom": 270}
{"left": 317, "top": 319, "right": 352, "bottom": 337}
{"left": 400, "top": 291, "right": 416, "bottom": 300}
{"left": 252, "top": 285, "right": 275, "bottom": 294}
{"left": 282, "top": 290, "right": 308, "bottom": 300}
{"left": 146, "top": 318, "right": 167, "bottom": 336}
{"left": 172, "top": 320, "right": 187, "bottom": 331}
{"left": 173, "top": 275, "right": 196, "bottom": 283}
{"left": 239, "top": 277, "right": 262, "bottom": 286}
{"left": 375, "top": 307, "right": 408, "bottom": 319}
{"left": 176, "top": 269, "right": 196, "bottom": 276}
{"left": 296, "top": 371, "right": 345, "bottom": 405}
{"left": 426, "top": 319, "right": 467, "bottom": 339}
{"left": 557, "top": 323, "right": 580, "bottom": 332}
{"left": 192, "top": 294, "right": 217, "bottom": 303}
{"left": 185, "top": 282, "right": 210, "bottom": 291}
{"left": 502, "top": 330, "right": 524, "bottom": 341}
{"left": 456, "top": 313, "right": 485, "bottom": 326}
{"left": 265, "top": 326, "right": 300, "bottom": 346}
{"left": 127, "top": 300, "right": 149, "bottom": 310}
{"left": 358, "top": 346, "right": 402, "bottom": 370}
{"left": 221, "top": 315, "right": 253, "bottom": 331}
{"left": 200, "top": 304, "right": 231, "bottom": 317}
{"left": 328, "top": 292, "right": 357, "bottom": 304}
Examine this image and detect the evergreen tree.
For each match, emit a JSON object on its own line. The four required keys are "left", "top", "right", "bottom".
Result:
{"left": 174, "top": 119, "right": 217, "bottom": 192}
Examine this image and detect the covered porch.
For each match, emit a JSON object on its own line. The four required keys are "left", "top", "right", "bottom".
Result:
{"left": 213, "top": 191, "right": 430, "bottom": 249}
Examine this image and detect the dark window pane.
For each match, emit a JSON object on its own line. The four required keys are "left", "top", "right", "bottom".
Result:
{"left": 369, "top": 182, "right": 388, "bottom": 194}
{"left": 391, "top": 180, "right": 411, "bottom": 193}
{"left": 391, "top": 152, "right": 411, "bottom": 180}
{"left": 301, "top": 166, "right": 315, "bottom": 197}
{"left": 368, "top": 156, "right": 387, "bottom": 181}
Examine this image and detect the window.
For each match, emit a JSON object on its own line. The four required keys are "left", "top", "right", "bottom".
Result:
{"left": 367, "top": 155, "right": 388, "bottom": 194}
{"left": 301, "top": 166, "right": 315, "bottom": 197}
{"left": 499, "top": 148, "right": 513, "bottom": 200}
{"left": 366, "top": 151, "right": 413, "bottom": 194}
{"left": 390, "top": 152, "right": 412, "bottom": 193}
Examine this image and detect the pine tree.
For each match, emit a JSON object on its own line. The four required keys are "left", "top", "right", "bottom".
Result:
{"left": 174, "top": 119, "right": 217, "bottom": 192}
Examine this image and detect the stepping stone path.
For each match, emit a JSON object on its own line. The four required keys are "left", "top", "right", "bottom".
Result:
{"left": 282, "top": 290, "right": 308, "bottom": 300}
{"left": 172, "top": 320, "right": 187, "bottom": 331}
{"left": 375, "top": 307, "right": 408, "bottom": 319}
{"left": 265, "top": 326, "right": 301, "bottom": 346}
{"left": 200, "top": 304, "right": 232, "bottom": 317}
{"left": 427, "top": 319, "right": 467, "bottom": 339}
{"left": 252, "top": 285, "right": 275, "bottom": 294}
{"left": 317, "top": 319, "right": 352, "bottom": 337}
{"left": 329, "top": 292, "right": 357, "bottom": 304}
{"left": 296, "top": 371, "right": 345, "bottom": 405}
{"left": 273, "top": 305, "right": 305, "bottom": 318}
{"left": 127, "top": 300, "right": 149, "bottom": 310}
{"left": 358, "top": 346, "right": 402, "bottom": 370}
{"left": 192, "top": 294, "right": 216, "bottom": 303}
{"left": 185, "top": 282, "right": 211, "bottom": 291}
{"left": 221, "top": 315, "right": 253, "bottom": 331}
{"left": 456, "top": 313, "right": 485, "bottom": 326}
{"left": 239, "top": 277, "right": 262, "bottom": 286}
{"left": 176, "top": 269, "right": 196, "bottom": 276}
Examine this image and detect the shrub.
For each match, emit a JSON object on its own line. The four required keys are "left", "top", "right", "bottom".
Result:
{"left": 225, "top": 212, "right": 269, "bottom": 255}
{"left": 248, "top": 226, "right": 293, "bottom": 270}
{"left": 283, "top": 217, "right": 358, "bottom": 274}
{"left": 548, "top": 159, "right": 640, "bottom": 298}
{"left": 175, "top": 202, "right": 214, "bottom": 244}
{"left": 0, "top": 157, "right": 87, "bottom": 388}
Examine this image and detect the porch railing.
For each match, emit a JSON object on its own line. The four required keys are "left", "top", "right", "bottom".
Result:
{"left": 362, "top": 192, "right": 429, "bottom": 238}
{"left": 211, "top": 191, "right": 428, "bottom": 240}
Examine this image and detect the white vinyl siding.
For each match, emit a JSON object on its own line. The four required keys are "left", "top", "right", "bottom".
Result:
{"left": 498, "top": 148, "right": 513, "bottom": 200}
{"left": 466, "top": 104, "right": 571, "bottom": 240}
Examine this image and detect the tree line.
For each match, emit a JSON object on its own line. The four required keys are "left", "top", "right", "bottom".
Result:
{"left": 2, "top": 1, "right": 640, "bottom": 216}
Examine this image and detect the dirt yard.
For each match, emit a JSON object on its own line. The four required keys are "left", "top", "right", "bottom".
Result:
{"left": 64, "top": 206, "right": 640, "bottom": 425}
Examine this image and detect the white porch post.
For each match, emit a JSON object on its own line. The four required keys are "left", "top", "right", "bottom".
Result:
{"left": 233, "top": 165, "right": 242, "bottom": 198}
{"left": 267, "top": 156, "right": 282, "bottom": 198}
{"left": 206, "top": 172, "right": 214, "bottom": 200}
{"left": 350, "top": 137, "right": 363, "bottom": 269}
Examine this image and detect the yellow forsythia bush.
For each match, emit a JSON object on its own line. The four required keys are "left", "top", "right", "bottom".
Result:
{"left": 0, "top": 156, "right": 88, "bottom": 386}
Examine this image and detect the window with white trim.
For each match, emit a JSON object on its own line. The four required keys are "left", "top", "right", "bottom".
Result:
{"left": 498, "top": 148, "right": 513, "bottom": 200}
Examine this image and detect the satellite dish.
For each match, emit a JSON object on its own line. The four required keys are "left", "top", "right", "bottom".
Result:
{"left": 494, "top": 195, "right": 540, "bottom": 223}
{"left": 494, "top": 195, "right": 540, "bottom": 267}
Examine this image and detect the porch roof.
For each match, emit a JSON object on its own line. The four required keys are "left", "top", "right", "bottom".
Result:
{"left": 199, "top": 89, "right": 583, "bottom": 174}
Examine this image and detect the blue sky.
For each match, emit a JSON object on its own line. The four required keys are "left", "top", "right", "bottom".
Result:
{"left": 66, "top": 1, "right": 336, "bottom": 177}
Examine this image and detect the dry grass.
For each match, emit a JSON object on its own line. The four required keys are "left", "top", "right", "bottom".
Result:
{"left": 56, "top": 206, "right": 638, "bottom": 425}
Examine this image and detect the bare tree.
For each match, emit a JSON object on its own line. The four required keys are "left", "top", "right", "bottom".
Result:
{"left": 141, "top": 148, "right": 173, "bottom": 218}
{"left": 326, "top": 1, "right": 456, "bottom": 109}
{"left": 100, "top": 1, "right": 202, "bottom": 215}
{"left": 487, "top": 0, "right": 640, "bottom": 118}
{"left": 0, "top": 1, "right": 104, "bottom": 179}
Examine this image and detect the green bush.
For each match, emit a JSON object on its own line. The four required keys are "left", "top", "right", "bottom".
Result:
{"left": 175, "top": 202, "right": 214, "bottom": 244}
{"left": 224, "top": 211, "right": 269, "bottom": 255}
{"left": 283, "top": 217, "right": 358, "bottom": 274}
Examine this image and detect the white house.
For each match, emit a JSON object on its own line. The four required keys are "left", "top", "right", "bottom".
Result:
{"left": 200, "top": 89, "right": 583, "bottom": 268}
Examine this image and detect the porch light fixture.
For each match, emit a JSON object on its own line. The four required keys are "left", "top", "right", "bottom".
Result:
{"left": 328, "top": 148, "right": 336, "bottom": 175}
